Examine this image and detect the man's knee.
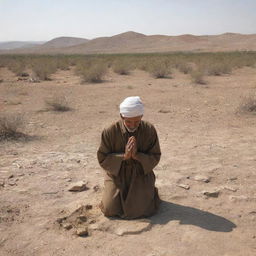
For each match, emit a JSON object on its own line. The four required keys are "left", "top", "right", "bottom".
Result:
{"left": 100, "top": 196, "right": 122, "bottom": 217}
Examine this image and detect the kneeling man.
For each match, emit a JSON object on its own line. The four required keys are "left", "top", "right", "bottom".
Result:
{"left": 97, "top": 96, "right": 161, "bottom": 219}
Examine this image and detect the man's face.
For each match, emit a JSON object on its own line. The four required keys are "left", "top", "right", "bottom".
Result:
{"left": 121, "top": 115, "right": 143, "bottom": 132}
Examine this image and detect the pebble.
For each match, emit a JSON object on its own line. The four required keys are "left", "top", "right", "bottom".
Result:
{"left": 177, "top": 184, "right": 190, "bottom": 190}
{"left": 229, "top": 195, "right": 249, "bottom": 202}
{"left": 68, "top": 181, "right": 89, "bottom": 192}
{"left": 223, "top": 186, "right": 238, "bottom": 192}
{"left": 193, "top": 175, "right": 211, "bottom": 183}
{"left": 202, "top": 189, "right": 220, "bottom": 198}
{"left": 76, "top": 227, "right": 89, "bottom": 237}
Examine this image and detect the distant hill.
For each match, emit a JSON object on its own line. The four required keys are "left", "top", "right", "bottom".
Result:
{"left": 1, "top": 31, "right": 256, "bottom": 54}
{"left": 0, "top": 41, "right": 45, "bottom": 50}
{"left": 40, "top": 37, "right": 89, "bottom": 49}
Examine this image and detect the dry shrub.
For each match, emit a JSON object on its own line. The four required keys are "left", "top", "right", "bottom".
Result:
{"left": 112, "top": 60, "right": 133, "bottom": 75}
{"left": 148, "top": 60, "right": 171, "bottom": 78}
{"left": 7, "top": 60, "right": 26, "bottom": 76}
{"left": 176, "top": 62, "right": 193, "bottom": 74}
{"left": 79, "top": 63, "right": 107, "bottom": 83}
{"left": 191, "top": 70, "right": 207, "bottom": 84}
{"left": 0, "top": 114, "right": 25, "bottom": 140}
{"left": 45, "top": 95, "right": 71, "bottom": 112}
{"left": 31, "top": 59, "right": 58, "bottom": 81}
{"left": 206, "top": 63, "right": 232, "bottom": 76}
{"left": 239, "top": 94, "right": 256, "bottom": 113}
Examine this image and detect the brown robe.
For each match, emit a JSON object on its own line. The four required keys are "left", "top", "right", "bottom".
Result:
{"left": 97, "top": 119, "right": 161, "bottom": 219}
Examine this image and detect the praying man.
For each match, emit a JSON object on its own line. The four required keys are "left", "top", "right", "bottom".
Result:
{"left": 97, "top": 96, "right": 161, "bottom": 219}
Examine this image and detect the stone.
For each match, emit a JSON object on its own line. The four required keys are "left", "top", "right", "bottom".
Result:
{"left": 0, "top": 179, "right": 5, "bottom": 187}
{"left": 229, "top": 195, "right": 249, "bottom": 202}
{"left": 93, "top": 185, "right": 100, "bottom": 192}
{"left": 223, "top": 186, "right": 238, "bottom": 192}
{"left": 76, "top": 227, "right": 89, "bottom": 237}
{"left": 177, "top": 184, "right": 190, "bottom": 190}
{"left": 111, "top": 220, "right": 152, "bottom": 236}
{"left": 193, "top": 175, "right": 211, "bottom": 183}
{"left": 203, "top": 189, "right": 220, "bottom": 198}
{"left": 68, "top": 181, "right": 89, "bottom": 192}
{"left": 8, "top": 181, "right": 17, "bottom": 186}
{"left": 62, "top": 223, "right": 73, "bottom": 230}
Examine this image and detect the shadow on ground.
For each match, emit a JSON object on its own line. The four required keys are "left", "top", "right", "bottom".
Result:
{"left": 149, "top": 200, "right": 236, "bottom": 232}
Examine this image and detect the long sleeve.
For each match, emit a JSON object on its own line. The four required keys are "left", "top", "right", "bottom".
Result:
{"left": 135, "top": 127, "right": 161, "bottom": 175}
{"left": 97, "top": 128, "right": 124, "bottom": 177}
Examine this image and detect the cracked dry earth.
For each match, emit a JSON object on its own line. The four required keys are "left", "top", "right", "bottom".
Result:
{"left": 0, "top": 66, "right": 256, "bottom": 256}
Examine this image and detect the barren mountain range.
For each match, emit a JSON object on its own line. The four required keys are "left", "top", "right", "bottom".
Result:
{"left": 1, "top": 31, "right": 256, "bottom": 54}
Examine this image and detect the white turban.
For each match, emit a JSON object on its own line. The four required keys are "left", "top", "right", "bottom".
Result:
{"left": 119, "top": 96, "right": 144, "bottom": 118}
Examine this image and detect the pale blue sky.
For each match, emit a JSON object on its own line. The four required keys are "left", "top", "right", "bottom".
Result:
{"left": 0, "top": 0, "right": 255, "bottom": 41}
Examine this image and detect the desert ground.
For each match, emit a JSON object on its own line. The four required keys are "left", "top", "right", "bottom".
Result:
{"left": 0, "top": 61, "right": 256, "bottom": 256}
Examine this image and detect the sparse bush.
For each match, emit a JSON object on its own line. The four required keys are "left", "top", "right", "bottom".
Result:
{"left": 79, "top": 63, "right": 107, "bottom": 83}
{"left": 7, "top": 60, "right": 26, "bottom": 76}
{"left": 0, "top": 114, "right": 25, "bottom": 140}
{"left": 112, "top": 60, "right": 133, "bottom": 75}
{"left": 206, "top": 63, "right": 232, "bottom": 76}
{"left": 45, "top": 95, "right": 71, "bottom": 112}
{"left": 31, "top": 59, "right": 58, "bottom": 81}
{"left": 176, "top": 62, "right": 193, "bottom": 74}
{"left": 148, "top": 60, "right": 171, "bottom": 78}
{"left": 191, "top": 70, "right": 207, "bottom": 84}
{"left": 239, "top": 94, "right": 256, "bottom": 113}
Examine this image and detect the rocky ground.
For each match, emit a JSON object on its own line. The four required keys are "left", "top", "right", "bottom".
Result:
{"left": 0, "top": 66, "right": 256, "bottom": 256}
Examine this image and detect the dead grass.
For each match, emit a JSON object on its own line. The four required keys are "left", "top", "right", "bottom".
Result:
{"left": 238, "top": 94, "right": 256, "bottom": 114}
{"left": 0, "top": 114, "right": 26, "bottom": 140}
{"left": 190, "top": 70, "right": 207, "bottom": 84}
{"left": 147, "top": 60, "right": 172, "bottom": 78}
{"left": 45, "top": 95, "right": 71, "bottom": 112}
{"left": 78, "top": 62, "right": 108, "bottom": 83}
{"left": 31, "top": 59, "right": 58, "bottom": 81}
{"left": 112, "top": 60, "right": 133, "bottom": 75}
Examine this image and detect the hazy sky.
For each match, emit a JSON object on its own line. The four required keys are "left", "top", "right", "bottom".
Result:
{"left": 0, "top": 0, "right": 256, "bottom": 41}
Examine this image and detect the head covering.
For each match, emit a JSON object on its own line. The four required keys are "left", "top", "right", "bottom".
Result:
{"left": 119, "top": 96, "right": 144, "bottom": 118}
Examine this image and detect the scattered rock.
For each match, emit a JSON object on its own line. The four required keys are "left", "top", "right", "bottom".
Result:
{"left": 68, "top": 181, "right": 89, "bottom": 192}
{"left": 177, "top": 184, "right": 190, "bottom": 190}
{"left": 0, "top": 179, "right": 5, "bottom": 187}
{"left": 8, "top": 181, "right": 17, "bottom": 186}
{"left": 229, "top": 195, "right": 249, "bottom": 202}
{"left": 193, "top": 175, "right": 211, "bottom": 183}
{"left": 223, "top": 186, "right": 238, "bottom": 192}
{"left": 112, "top": 220, "right": 152, "bottom": 236}
{"left": 159, "top": 109, "right": 171, "bottom": 114}
{"left": 229, "top": 177, "right": 238, "bottom": 181}
{"left": 202, "top": 189, "right": 220, "bottom": 198}
{"left": 62, "top": 223, "right": 73, "bottom": 230}
{"left": 93, "top": 185, "right": 100, "bottom": 192}
{"left": 57, "top": 205, "right": 95, "bottom": 237}
{"left": 8, "top": 174, "right": 14, "bottom": 179}
{"left": 76, "top": 227, "right": 89, "bottom": 237}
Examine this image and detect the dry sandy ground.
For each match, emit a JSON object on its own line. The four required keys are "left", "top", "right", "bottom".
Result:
{"left": 0, "top": 65, "right": 256, "bottom": 256}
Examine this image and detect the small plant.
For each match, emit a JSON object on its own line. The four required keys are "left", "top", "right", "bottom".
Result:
{"left": 112, "top": 60, "right": 133, "bottom": 75}
{"left": 31, "top": 59, "right": 58, "bottom": 81}
{"left": 190, "top": 70, "right": 207, "bottom": 84}
{"left": 176, "top": 62, "right": 193, "bottom": 74}
{"left": 0, "top": 114, "right": 25, "bottom": 140}
{"left": 239, "top": 94, "right": 256, "bottom": 113}
{"left": 45, "top": 95, "right": 71, "bottom": 112}
{"left": 80, "top": 63, "right": 107, "bottom": 83}
{"left": 206, "top": 63, "right": 232, "bottom": 76}
{"left": 148, "top": 61, "right": 171, "bottom": 78}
